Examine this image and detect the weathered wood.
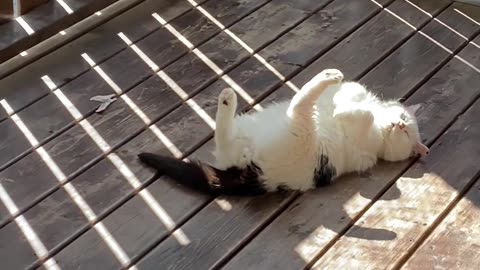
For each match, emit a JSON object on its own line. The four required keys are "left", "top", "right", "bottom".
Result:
{"left": 0, "top": 0, "right": 13, "bottom": 22}
{"left": 2, "top": 0, "right": 479, "bottom": 269}
{"left": 0, "top": 0, "right": 121, "bottom": 63}
{"left": 402, "top": 179, "right": 480, "bottom": 270}
{"left": 134, "top": 1, "right": 462, "bottom": 269}
{"left": 30, "top": 0, "right": 390, "bottom": 267}
{"left": 312, "top": 97, "right": 480, "bottom": 269}
{"left": 362, "top": 2, "right": 480, "bottom": 100}
{"left": 0, "top": 0, "right": 269, "bottom": 218}
{"left": 0, "top": 0, "right": 338, "bottom": 268}
{"left": 0, "top": 0, "right": 210, "bottom": 121}
{"left": 0, "top": 0, "right": 308, "bottom": 225}
{"left": 222, "top": 3, "right": 480, "bottom": 270}
{"left": 0, "top": 0, "right": 269, "bottom": 171}
{"left": 0, "top": 0, "right": 49, "bottom": 20}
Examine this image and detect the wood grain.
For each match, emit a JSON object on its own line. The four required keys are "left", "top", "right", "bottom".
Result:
{"left": 312, "top": 98, "right": 480, "bottom": 269}
{"left": 222, "top": 3, "right": 480, "bottom": 270}
{"left": 0, "top": 0, "right": 267, "bottom": 226}
{"left": 135, "top": 1, "right": 459, "bottom": 269}
{"left": 45, "top": 0, "right": 390, "bottom": 267}
{"left": 0, "top": 0, "right": 272, "bottom": 174}
{"left": 0, "top": 0, "right": 337, "bottom": 268}
{"left": 3, "top": 0, "right": 479, "bottom": 269}
{"left": 0, "top": 0, "right": 210, "bottom": 120}
{"left": 402, "top": 179, "right": 480, "bottom": 270}
{"left": 0, "top": 0, "right": 118, "bottom": 63}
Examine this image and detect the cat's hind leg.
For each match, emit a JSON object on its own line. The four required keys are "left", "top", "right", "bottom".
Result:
{"left": 215, "top": 88, "right": 237, "bottom": 152}
{"left": 287, "top": 69, "right": 343, "bottom": 134}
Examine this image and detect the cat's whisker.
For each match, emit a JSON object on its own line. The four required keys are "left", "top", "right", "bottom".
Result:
{"left": 116, "top": 32, "right": 216, "bottom": 130}
{"left": 151, "top": 13, "right": 257, "bottom": 106}
{"left": 41, "top": 75, "right": 190, "bottom": 247}
{"left": 1, "top": 98, "right": 135, "bottom": 269}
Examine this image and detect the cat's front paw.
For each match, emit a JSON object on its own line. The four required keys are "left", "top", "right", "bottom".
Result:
{"left": 218, "top": 88, "right": 237, "bottom": 108}
{"left": 314, "top": 69, "right": 344, "bottom": 86}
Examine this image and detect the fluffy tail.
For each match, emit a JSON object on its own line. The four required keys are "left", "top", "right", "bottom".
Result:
{"left": 138, "top": 153, "right": 266, "bottom": 196}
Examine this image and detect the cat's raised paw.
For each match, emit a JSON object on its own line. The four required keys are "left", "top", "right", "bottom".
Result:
{"left": 318, "top": 68, "right": 344, "bottom": 84}
{"left": 218, "top": 88, "right": 237, "bottom": 107}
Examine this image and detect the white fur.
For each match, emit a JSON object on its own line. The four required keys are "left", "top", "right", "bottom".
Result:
{"left": 213, "top": 69, "right": 428, "bottom": 191}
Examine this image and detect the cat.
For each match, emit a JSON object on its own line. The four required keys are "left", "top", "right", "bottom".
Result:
{"left": 138, "top": 68, "right": 429, "bottom": 196}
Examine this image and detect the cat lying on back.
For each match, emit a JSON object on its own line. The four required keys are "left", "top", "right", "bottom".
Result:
{"left": 139, "top": 69, "right": 429, "bottom": 196}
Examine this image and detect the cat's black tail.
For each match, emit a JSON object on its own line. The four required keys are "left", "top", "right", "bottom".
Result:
{"left": 138, "top": 153, "right": 266, "bottom": 196}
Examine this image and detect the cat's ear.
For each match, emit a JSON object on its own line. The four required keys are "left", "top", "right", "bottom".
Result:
{"left": 406, "top": 104, "right": 422, "bottom": 115}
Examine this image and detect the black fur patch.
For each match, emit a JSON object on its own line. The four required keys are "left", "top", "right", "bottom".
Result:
{"left": 313, "top": 154, "right": 337, "bottom": 187}
{"left": 276, "top": 184, "right": 289, "bottom": 192}
{"left": 214, "top": 162, "right": 266, "bottom": 196}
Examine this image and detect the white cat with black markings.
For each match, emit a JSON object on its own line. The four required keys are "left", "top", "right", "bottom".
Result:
{"left": 139, "top": 69, "right": 429, "bottom": 196}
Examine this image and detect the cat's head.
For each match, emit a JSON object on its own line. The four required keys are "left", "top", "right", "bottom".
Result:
{"left": 378, "top": 102, "right": 429, "bottom": 161}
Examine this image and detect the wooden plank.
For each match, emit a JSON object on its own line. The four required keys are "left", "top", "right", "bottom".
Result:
{"left": 0, "top": 0, "right": 210, "bottom": 121}
{"left": 402, "top": 178, "right": 480, "bottom": 270}
{"left": 0, "top": 0, "right": 270, "bottom": 170}
{"left": 0, "top": 0, "right": 121, "bottom": 63}
{"left": 0, "top": 0, "right": 316, "bottom": 225}
{"left": 0, "top": 0, "right": 337, "bottom": 268}
{"left": 0, "top": 0, "right": 147, "bottom": 79}
{"left": 222, "top": 3, "right": 480, "bottom": 270}
{"left": 128, "top": 1, "right": 452, "bottom": 269}
{"left": 0, "top": 0, "right": 270, "bottom": 172}
{"left": 312, "top": 97, "right": 480, "bottom": 269}
{"left": 34, "top": 0, "right": 392, "bottom": 267}
{"left": 131, "top": 1, "right": 460, "bottom": 269}
{"left": 0, "top": 0, "right": 269, "bottom": 211}
{"left": 235, "top": 31, "right": 480, "bottom": 269}
{"left": 0, "top": 0, "right": 49, "bottom": 20}
{"left": 362, "top": 3, "right": 480, "bottom": 100}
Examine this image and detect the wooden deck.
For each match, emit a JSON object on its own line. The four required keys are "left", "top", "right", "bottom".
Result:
{"left": 0, "top": 0, "right": 479, "bottom": 269}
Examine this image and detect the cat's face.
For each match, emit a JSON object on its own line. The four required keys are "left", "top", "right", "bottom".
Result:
{"left": 379, "top": 103, "right": 429, "bottom": 161}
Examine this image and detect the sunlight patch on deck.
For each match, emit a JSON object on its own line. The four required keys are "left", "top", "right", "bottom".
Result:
{"left": 16, "top": 17, "right": 35, "bottom": 35}
{"left": 381, "top": 5, "right": 480, "bottom": 75}
{"left": 454, "top": 8, "right": 480, "bottom": 26}
{"left": 183, "top": 0, "right": 304, "bottom": 95}
{"left": 185, "top": 0, "right": 289, "bottom": 83}
{"left": 151, "top": 13, "right": 259, "bottom": 107}
{"left": 79, "top": 55, "right": 191, "bottom": 244}
{"left": 0, "top": 182, "right": 60, "bottom": 270}
{"left": 56, "top": 0, "right": 74, "bottom": 14}
{"left": 1, "top": 98, "right": 132, "bottom": 269}
{"left": 38, "top": 77, "right": 138, "bottom": 268}
{"left": 117, "top": 32, "right": 216, "bottom": 130}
